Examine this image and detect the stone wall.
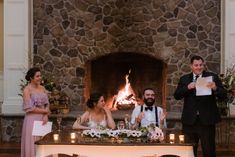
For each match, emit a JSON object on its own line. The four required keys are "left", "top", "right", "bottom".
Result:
{"left": 33, "top": 0, "right": 221, "bottom": 112}
{"left": 1, "top": 115, "right": 234, "bottom": 144}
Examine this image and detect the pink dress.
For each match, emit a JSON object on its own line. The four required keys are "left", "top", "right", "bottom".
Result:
{"left": 21, "top": 93, "right": 49, "bottom": 157}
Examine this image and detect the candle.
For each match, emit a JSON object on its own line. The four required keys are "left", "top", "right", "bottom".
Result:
{"left": 179, "top": 135, "right": 184, "bottom": 143}
{"left": 71, "top": 140, "right": 76, "bottom": 143}
{"left": 70, "top": 132, "right": 76, "bottom": 140}
{"left": 169, "top": 134, "right": 175, "bottom": 144}
{"left": 53, "top": 134, "right": 59, "bottom": 141}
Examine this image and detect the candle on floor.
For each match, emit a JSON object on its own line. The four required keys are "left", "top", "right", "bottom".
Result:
{"left": 179, "top": 135, "right": 184, "bottom": 143}
{"left": 70, "top": 132, "right": 76, "bottom": 140}
{"left": 169, "top": 134, "right": 175, "bottom": 144}
{"left": 53, "top": 133, "right": 59, "bottom": 141}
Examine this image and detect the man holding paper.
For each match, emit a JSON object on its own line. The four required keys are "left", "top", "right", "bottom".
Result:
{"left": 174, "top": 55, "right": 227, "bottom": 157}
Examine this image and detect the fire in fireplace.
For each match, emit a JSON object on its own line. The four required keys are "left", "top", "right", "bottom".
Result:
{"left": 84, "top": 53, "right": 166, "bottom": 110}
{"left": 112, "top": 69, "right": 138, "bottom": 110}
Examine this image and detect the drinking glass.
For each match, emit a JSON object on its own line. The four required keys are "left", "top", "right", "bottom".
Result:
{"left": 117, "top": 121, "right": 125, "bottom": 130}
{"left": 124, "top": 114, "right": 130, "bottom": 129}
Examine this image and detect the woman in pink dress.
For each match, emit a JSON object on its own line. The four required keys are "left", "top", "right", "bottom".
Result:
{"left": 21, "top": 67, "right": 50, "bottom": 157}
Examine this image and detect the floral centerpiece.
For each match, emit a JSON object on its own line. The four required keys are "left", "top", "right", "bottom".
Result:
{"left": 81, "top": 125, "right": 164, "bottom": 143}
{"left": 218, "top": 65, "right": 235, "bottom": 115}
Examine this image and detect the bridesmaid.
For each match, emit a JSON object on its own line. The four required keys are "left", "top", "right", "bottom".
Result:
{"left": 21, "top": 67, "right": 50, "bottom": 157}
{"left": 73, "top": 92, "right": 115, "bottom": 130}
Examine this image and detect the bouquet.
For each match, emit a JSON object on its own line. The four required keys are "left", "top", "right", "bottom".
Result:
{"left": 219, "top": 65, "right": 235, "bottom": 103}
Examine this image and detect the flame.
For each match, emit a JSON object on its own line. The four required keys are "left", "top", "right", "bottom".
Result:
{"left": 113, "top": 69, "right": 138, "bottom": 109}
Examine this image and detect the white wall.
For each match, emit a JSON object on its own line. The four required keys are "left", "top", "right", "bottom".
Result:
{"left": 0, "top": 71, "right": 3, "bottom": 103}
{"left": 223, "top": 0, "right": 235, "bottom": 115}
{"left": 0, "top": 0, "right": 3, "bottom": 102}
{"left": 2, "top": 0, "right": 30, "bottom": 114}
{"left": 223, "top": 0, "right": 235, "bottom": 70}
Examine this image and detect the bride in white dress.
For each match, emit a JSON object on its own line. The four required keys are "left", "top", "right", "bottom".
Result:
{"left": 73, "top": 92, "right": 116, "bottom": 130}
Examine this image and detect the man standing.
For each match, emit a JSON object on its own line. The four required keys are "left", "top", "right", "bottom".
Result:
{"left": 174, "top": 55, "right": 227, "bottom": 157}
{"left": 131, "top": 88, "right": 166, "bottom": 129}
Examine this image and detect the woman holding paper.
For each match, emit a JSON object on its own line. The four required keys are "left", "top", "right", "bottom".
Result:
{"left": 21, "top": 67, "right": 50, "bottom": 157}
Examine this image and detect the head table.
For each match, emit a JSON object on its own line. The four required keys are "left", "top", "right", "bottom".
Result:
{"left": 35, "top": 129, "right": 194, "bottom": 157}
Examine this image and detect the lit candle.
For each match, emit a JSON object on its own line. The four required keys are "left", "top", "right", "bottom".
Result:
{"left": 179, "top": 135, "right": 184, "bottom": 143}
{"left": 70, "top": 132, "right": 76, "bottom": 140}
{"left": 71, "top": 140, "right": 76, "bottom": 143}
{"left": 169, "top": 134, "right": 175, "bottom": 144}
{"left": 53, "top": 134, "right": 59, "bottom": 141}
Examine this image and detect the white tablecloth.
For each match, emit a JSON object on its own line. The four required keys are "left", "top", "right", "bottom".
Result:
{"left": 36, "top": 144, "right": 194, "bottom": 157}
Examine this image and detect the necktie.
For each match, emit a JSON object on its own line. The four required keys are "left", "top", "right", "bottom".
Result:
{"left": 145, "top": 106, "right": 153, "bottom": 111}
{"left": 194, "top": 75, "right": 199, "bottom": 82}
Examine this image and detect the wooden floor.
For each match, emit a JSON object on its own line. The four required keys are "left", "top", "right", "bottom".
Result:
{"left": 0, "top": 143, "right": 234, "bottom": 157}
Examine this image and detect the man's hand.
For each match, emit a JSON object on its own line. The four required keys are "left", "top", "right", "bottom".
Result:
{"left": 136, "top": 112, "right": 145, "bottom": 123}
{"left": 187, "top": 82, "right": 196, "bottom": 90}
{"left": 160, "top": 110, "right": 167, "bottom": 122}
{"left": 207, "top": 81, "right": 217, "bottom": 91}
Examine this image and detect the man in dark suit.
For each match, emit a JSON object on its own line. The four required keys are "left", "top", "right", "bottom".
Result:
{"left": 174, "top": 55, "right": 227, "bottom": 157}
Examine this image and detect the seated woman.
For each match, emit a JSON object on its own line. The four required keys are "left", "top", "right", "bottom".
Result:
{"left": 73, "top": 92, "right": 116, "bottom": 130}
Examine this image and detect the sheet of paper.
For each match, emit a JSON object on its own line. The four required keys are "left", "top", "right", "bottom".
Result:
{"left": 196, "top": 76, "right": 212, "bottom": 96}
{"left": 32, "top": 120, "right": 52, "bottom": 136}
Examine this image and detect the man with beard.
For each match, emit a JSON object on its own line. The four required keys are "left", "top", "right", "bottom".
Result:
{"left": 131, "top": 88, "right": 167, "bottom": 129}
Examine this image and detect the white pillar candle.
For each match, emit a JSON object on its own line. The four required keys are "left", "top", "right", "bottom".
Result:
{"left": 70, "top": 132, "right": 76, "bottom": 140}
{"left": 179, "top": 135, "right": 184, "bottom": 143}
{"left": 169, "top": 134, "right": 175, "bottom": 144}
{"left": 53, "top": 134, "right": 59, "bottom": 141}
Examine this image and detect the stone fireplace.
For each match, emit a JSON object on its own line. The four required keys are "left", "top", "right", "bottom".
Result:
{"left": 5, "top": 0, "right": 235, "bottom": 144}
{"left": 33, "top": 0, "right": 221, "bottom": 113}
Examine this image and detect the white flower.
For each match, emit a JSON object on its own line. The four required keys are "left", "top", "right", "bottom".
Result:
{"left": 127, "top": 130, "right": 142, "bottom": 137}
{"left": 107, "top": 130, "right": 119, "bottom": 137}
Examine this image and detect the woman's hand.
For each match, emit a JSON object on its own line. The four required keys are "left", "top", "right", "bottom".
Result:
{"left": 103, "top": 106, "right": 116, "bottom": 129}
{"left": 42, "top": 115, "right": 48, "bottom": 125}
{"left": 103, "top": 106, "right": 111, "bottom": 113}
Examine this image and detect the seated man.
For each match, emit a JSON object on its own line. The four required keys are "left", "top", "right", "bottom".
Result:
{"left": 131, "top": 88, "right": 167, "bottom": 129}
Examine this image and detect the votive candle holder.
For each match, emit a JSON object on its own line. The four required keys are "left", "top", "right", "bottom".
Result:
{"left": 53, "top": 133, "right": 59, "bottom": 141}
{"left": 169, "top": 134, "right": 175, "bottom": 144}
{"left": 179, "top": 135, "right": 184, "bottom": 143}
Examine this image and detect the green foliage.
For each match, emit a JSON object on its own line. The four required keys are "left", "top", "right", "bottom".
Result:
{"left": 41, "top": 75, "right": 56, "bottom": 92}
{"left": 219, "top": 65, "right": 235, "bottom": 103}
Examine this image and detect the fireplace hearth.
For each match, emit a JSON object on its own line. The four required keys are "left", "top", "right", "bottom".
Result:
{"left": 85, "top": 53, "right": 167, "bottom": 109}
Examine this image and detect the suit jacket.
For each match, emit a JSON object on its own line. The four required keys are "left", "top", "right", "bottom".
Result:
{"left": 174, "top": 71, "right": 227, "bottom": 125}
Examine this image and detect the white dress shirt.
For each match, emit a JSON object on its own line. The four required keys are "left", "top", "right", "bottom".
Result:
{"left": 130, "top": 104, "right": 167, "bottom": 128}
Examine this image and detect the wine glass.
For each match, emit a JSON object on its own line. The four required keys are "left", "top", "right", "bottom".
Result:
{"left": 117, "top": 121, "right": 125, "bottom": 130}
